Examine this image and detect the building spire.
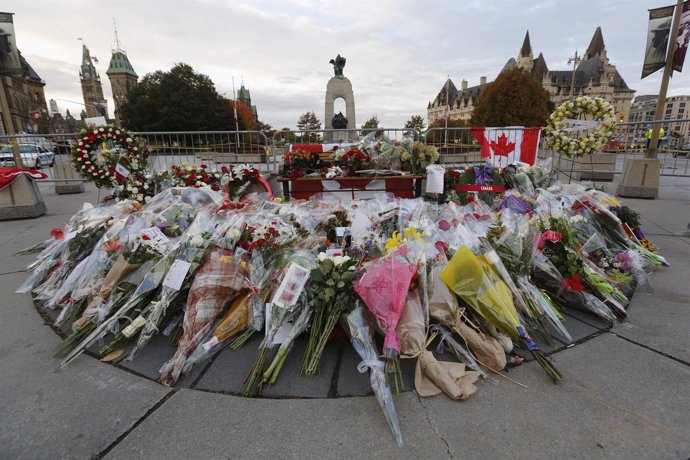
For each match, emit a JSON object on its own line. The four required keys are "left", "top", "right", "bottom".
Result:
{"left": 584, "top": 26, "right": 605, "bottom": 60}
{"left": 113, "top": 17, "right": 122, "bottom": 52}
{"left": 520, "top": 30, "right": 532, "bottom": 57}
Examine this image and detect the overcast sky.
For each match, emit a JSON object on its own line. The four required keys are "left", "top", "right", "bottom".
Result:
{"left": 5, "top": 0, "right": 690, "bottom": 130}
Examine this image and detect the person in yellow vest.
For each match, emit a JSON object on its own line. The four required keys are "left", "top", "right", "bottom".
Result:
{"left": 645, "top": 126, "right": 665, "bottom": 149}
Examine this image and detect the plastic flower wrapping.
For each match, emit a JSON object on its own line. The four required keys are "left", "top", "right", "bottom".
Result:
{"left": 16, "top": 161, "right": 669, "bottom": 448}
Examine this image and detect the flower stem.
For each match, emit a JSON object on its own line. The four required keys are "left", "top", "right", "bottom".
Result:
{"left": 243, "top": 345, "right": 269, "bottom": 397}
{"left": 303, "top": 305, "right": 344, "bottom": 376}
{"left": 230, "top": 328, "right": 256, "bottom": 350}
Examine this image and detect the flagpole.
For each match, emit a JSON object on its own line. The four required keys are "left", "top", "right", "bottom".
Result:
{"left": 444, "top": 74, "right": 449, "bottom": 146}
{"left": 232, "top": 77, "right": 241, "bottom": 153}
{"left": 647, "top": 0, "right": 684, "bottom": 159}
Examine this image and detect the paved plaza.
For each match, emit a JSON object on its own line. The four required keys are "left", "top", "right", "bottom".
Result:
{"left": 1, "top": 179, "right": 689, "bottom": 459}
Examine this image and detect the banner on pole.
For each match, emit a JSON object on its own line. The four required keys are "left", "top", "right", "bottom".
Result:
{"left": 0, "top": 12, "right": 22, "bottom": 76}
{"left": 642, "top": 5, "right": 675, "bottom": 79}
{"left": 673, "top": 0, "right": 690, "bottom": 72}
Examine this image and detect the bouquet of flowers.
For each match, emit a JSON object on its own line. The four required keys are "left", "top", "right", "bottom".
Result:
{"left": 301, "top": 252, "right": 357, "bottom": 375}
{"left": 355, "top": 248, "right": 417, "bottom": 372}
{"left": 441, "top": 244, "right": 562, "bottom": 383}
{"left": 334, "top": 148, "right": 371, "bottom": 175}
{"left": 345, "top": 304, "right": 404, "bottom": 448}
{"left": 159, "top": 245, "right": 247, "bottom": 386}
{"left": 443, "top": 164, "right": 506, "bottom": 205}
{"left": 486, "top": 214, "right": 572, "bottom": 344}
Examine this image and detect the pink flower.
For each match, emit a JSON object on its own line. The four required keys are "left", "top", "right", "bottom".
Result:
{"left": 102, "top": 239, "right": 124, "bottom": 253}
{"left": 438, "top": 219, "right": 451, "bottom": 231}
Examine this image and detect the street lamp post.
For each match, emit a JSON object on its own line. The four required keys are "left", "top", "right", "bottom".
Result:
{"left": 568, "top": 50, "right": 581, "bottom": 98}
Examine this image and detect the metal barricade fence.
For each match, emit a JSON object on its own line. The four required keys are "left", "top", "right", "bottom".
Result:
{"left": 131, "top": 130, "right": 270, "bottom": 173}
{"left": 594, "top": 120, "right": 690, "bottom": 178}
{"left": 5, "top": 123, "right": 686, "bottom": 186}
{"left": 270, "top": 128, "right": 420, "bottom": 172}
{"left": 0, "top": 130, "right": 271, "bottom": 183}
{"left": 0, "top": 133, "right": 82, "bottom": 182}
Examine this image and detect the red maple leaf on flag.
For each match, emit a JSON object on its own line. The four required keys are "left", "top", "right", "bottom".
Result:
{"left": 489, "top": 134, "right": 516, "bottom": 157}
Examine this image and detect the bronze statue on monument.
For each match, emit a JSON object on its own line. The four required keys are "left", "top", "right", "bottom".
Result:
{"left": 332, "top": 111, "right": 348, "bottom": 129}
{"left": 329, "top": 54, "right": 346, "bottom": 78}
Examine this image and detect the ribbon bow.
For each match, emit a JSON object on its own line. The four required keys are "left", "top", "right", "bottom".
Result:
{"left": 357, "top": 359, "right": 386, "bottom": 374}
{"left": 472, "top": 164, "right": 493, "bottom": 185}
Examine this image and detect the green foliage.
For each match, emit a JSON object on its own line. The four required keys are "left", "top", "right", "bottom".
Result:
{"left": 121, "top": 63, "right": 238, "bottom": 132}
{"left": 470, "top": 68, "right": 550, "bottom": 127}
{"left": 404, "top": 115, "right": 426, "bottom": 131}
{"left": 296, "top": 111, "right": 322, "bottom": 142}
{"left": 426, "top": 118, "right": 468, "bottom": 144}
{"left": 361, "top": 115, "right": 384, "bottom": 138}
{"left": 255, "top": 120, "right": 275, "bottom": 139}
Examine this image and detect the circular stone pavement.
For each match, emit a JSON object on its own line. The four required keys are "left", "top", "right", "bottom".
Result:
{"left": 35, "top": 299, "right": 611, "bottom": 398}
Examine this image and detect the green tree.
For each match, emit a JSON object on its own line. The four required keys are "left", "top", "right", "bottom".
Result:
{"left": 121, "top": 63, "right": 238, "bottom": 132}
{"left": 404, "top": 115, "right": 426, "bottom": 131}
{"left": 470, "top": 68, "right": 550, "bottom": 127}
{"left": 427, "top": 118, "right": 468, "bottom": 144}
{"left": 296, "top": 111, "right": 322, "bottom": 142}
{"left": 255, "top": 120, "right": 276, "bottom": 143}
{"left": 361, "top": 115, "right": 384, "bottom": 138}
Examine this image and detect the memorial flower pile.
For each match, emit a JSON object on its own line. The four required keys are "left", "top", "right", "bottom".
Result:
{"left": 17, "top": 162, "right": 669, "bottom": 448}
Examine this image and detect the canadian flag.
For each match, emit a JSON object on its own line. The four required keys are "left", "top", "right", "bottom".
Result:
{"left": 470, "top": 127, "right": 541, "bottom": 167}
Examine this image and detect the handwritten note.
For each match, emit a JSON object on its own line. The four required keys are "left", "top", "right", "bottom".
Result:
{"left": 163, "top": 259, "right": 192, "bottom": 290}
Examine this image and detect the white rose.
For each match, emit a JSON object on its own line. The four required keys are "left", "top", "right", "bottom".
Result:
{"left": 317, "top": 252, "right": 327, "bottom": 262}
{"left": 226, "top": 228, "right": 241, "bottom": 240}
{"left": 144, "top": 196, "right": 152, "bottom": 203}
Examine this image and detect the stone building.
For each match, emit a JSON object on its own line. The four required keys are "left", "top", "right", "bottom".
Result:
{"left": 629, "top": 94, "right": 690, "bottom": 142}
{"left": 237, "top": 83, "right": 258, "bottom": 123}
{"left": 0, "top": 51, "right": 49, "bottom": 134}
{"left": 80, "top": 44, "right": 108, "bottom": 118}
{"left": 428, "top": 27, "right": 635, "bottom": 125}
{"left": 106, "top": 46, "right": 137, "bottom": 126}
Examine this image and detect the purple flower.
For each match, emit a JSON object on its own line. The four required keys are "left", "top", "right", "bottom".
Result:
{"left": 498, "top": 195, "right": 533, "bottom": 214}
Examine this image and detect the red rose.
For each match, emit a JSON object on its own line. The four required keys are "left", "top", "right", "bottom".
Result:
{"left": 438, "top": 219, "right": 451, "bottom": 231}
{"left": 211, "top": 185, "right": 219, "bottom": 191}
{"left": 142, "top": 234, "right": 151, "bottom": 241}
{"left": 435, "top": 241, "right": 449, "bottom": 253}
{"left": 355, "top": 151, "right": 364, "bottom": 160}
{"left": 200, "top": 164, "right": 208, "bottom": 169}
{"left": 203, "top": 177, "right": 211, "bottom": 183}
{"left": 221, "top": 166, "right": 229, "bottom": 174}
{"left": 177, "top": 171, "right": 184, "bottom": 177}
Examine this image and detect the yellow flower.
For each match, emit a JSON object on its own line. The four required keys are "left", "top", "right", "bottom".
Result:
{"left": 404, "top": 226, "right": 423, "bottom": 240}
{"left": 385, "top": 232, "right": 403, "bottom": 251}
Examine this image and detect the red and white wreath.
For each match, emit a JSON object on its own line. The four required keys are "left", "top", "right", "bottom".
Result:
{"left": 71, "top": 125, "right": 148, "bottom": 188}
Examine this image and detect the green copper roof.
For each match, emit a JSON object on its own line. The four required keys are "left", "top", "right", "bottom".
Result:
{"left": 106, "top": 51, "right": 137, "bottom": 77}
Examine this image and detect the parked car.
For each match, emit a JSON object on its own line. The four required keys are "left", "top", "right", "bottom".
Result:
{"left": 0, "top": 144, "right": 55, "bottom": 168}
{"left": 673, "top": 143, "right": 690, "bottom": 158}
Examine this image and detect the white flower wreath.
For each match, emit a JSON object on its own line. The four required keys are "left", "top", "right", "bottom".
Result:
{"left": 545, "top": 96, "right": 616, "bottom": 158}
